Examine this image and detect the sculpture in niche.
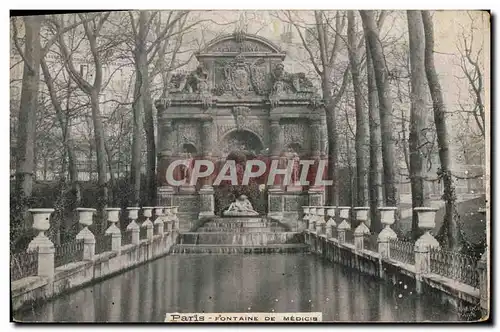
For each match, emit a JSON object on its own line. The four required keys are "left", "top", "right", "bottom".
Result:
{"left": 223, "top": 195, "right": 259, "bottom": 216}
{"left": 284, "top": 146, "right": 301, "bottom": 185}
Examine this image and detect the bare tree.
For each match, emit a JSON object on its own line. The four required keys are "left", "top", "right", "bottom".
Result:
{"left": 421, "top": 10, "right": 463, "bottom": 250}
{"left": 347, "top": 11, "right": 369, "bottom": 207}
{"left": 52, "top": 12, "right": 114, "bottom": 232}
{"left": 407, "top": 10, "right": 427, "bottom": 239}
{"left": 12, "top": 16, "right": 42, "bottom": 216}
{"left": 360, "top": 10, "right": 398, "bottom": 208}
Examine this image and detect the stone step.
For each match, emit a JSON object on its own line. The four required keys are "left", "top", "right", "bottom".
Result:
{"left": 197, "top": 226, "right": 287, "bottom": 233}
{"left": 178, "top": 232, "right": 303, "bottom": 245}
{"left": 170, "top": 244, "right": 310, "bottom": 254}
{"left": 202, "top": 221, "right": 271, "bottom": 228}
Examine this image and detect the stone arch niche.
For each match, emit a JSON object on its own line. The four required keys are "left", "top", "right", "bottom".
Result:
{"left": 155, "top": 32, "right": 327, "bottom": 229}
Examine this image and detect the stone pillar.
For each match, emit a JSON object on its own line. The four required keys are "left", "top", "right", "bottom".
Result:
{"left": 377, "top": 207, "right": 398, "bottom": 258}
{"left": 158, "top": 184, "right": 175, "bottom": 206}
{"left": 308, "top": 207, "right": 317, "bottom": 231}
{"left": 126, "top": 207, "right": 141, "bottom": 245}
{"left": 164, "top": 207, "right": 173, "bottom": 232}
{"left": 308, "top": 188, "right": 323, "bottom": 207}
{"left": 325, "top": 206, "right": 336, "bottom": 238}
{"left": 28, "top": 209, "right": 55, "bottom": 280}
{"left": 301, "top": 206, "right": 310, "bottom": 231}
{"left": 267, "top": 188, "right": 284, "bottom": 220}
{"left": 199, "top": 186, "right": 215, "bottom": 219}
{"left": 171, "top": 206, "right": 179, "bottom": 230}
{"left": 316, "top": 207, "right": 325, "bottom": 234}
{"left": 269, "top": 118, "right": 282, "bottom": 159}
{"left": 105, "top": 208, "right": 122, "bottom": 252}
{"left": 75, "top": 208, "right": 97, "bottom": 260}
{"left": 414, "top": 207, "right": 440, "bottom": 294}
{"left": 337, "top": 207, "right": 351, "bottom": 244}
{"left": 309, "top": 118, "right": 322, "bottom": 158}
{"left": 154, "top": 207, "right": 165, "bottom": 235}
{"left": 142, "top": 207, "right": 155, "bottom": 240}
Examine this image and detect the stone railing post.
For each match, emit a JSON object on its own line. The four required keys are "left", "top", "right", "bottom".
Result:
{"left": 171, "top": 206, "right": 179, "bottom": 230}
{"left": 154, "top": 207, "right": 165, "bottom": 235}
{"left": 337, "top": 207, "right": 351, "bottom": 244}
{"left": 325, "top": 206, "right": 336, "bottom": 238}
{"left": 316, "top": 207, "right": 325, "bottom": 234}
{"left": 377, "top": 207, "right": 398, "bottom": 258}
{"left": 105, "top": 208, "right": 121, "bottom": 252}
{"left": 354, "top": 207, "right": 370, "bottom": 251}
{"left": 126, "top": 207, "right": 141, "bottom": 245}
{"left": 414, "top": 207, "right": 440, "bottom": 294}
{"left": 28, "top": 209, "right": 55, "bottom": 280}
{"left": 142, "top": 207, "right": 154, "bottom": 240}
{"left": 308, "top": 207, "right": 317, "bottom": 231}
{"left": 302, "top": 206, "right": 310, "bottom": 231}
{"left": 477, "top": 249, "right": 488, "bottom": 318}
{"left": 76, "top": 208, "right": 96, "bottom": 260}
{"left": 164, "top": 207, "right": 173, "bottom": 232}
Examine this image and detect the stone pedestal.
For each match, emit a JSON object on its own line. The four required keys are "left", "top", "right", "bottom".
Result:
{"left": 27, "top": 209, "right": 56, "bottom": 280}
{"left": 157, "top": 186, "right": 175, "bottom": 206}
{"left": 267, "top": 188, "right": 284, "bottom": 220}
{"left": 76, "top": 208, "right": 97, "bottom": 260}
{"left": 377, "top": 207, "right": 398, "bottom": 258}
{"left": 414, "top": 207, "right": 440, "bottom": 294}
{"left": 126, "top": 207, "right": 141, "bottom": 245}
{"left": 105, "top": 208, "right": 122, "bottom": 252}
{"left": 142, "top": 207, "right": 155, "bottom": 240}
{"left": 354, "top": 222, "right": 370, "bottom": 251}
{"left": 154, "top": 207, "right": 165, "bottom": 235}
{"left": 198, "top": 186, "right": 215, "bottom": 219}
{"left": 308, "top": 189, "right": 324, "bottom": 206}
{"left": 477, "top": 250, "right": 489, "bottom": 318}
{"left": 337, "top": 220, "right": 350, "bottom": 244}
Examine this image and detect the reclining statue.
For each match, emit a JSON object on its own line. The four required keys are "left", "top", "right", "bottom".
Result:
{"left": 223, "top": 195, "right": 259, "bottom": 216}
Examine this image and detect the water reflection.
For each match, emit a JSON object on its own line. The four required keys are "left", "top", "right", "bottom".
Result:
{"left": 15, "top": 254, "right": 460, "bottom": 322}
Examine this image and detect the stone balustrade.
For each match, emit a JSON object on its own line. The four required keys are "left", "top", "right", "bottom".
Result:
{"left": 301, "top": 204, "right": 489, "bottom": 319}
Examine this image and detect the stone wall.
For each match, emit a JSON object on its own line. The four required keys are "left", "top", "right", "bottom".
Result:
{"left": 12, "top": 232, "right": 179, "bottom": 312}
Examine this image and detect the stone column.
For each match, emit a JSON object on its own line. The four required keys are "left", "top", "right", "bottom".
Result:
{"left": 154, "top": 207, "right": 165, "bottom": 235}
{"left": 75, "top": 208, "right": 97, "bottom": 260}
{"left": 337, "top": 207, "right": 351, "bottom": 244}
{"left": 414, "top": 207, "right": 440, "bottom": 294}
{"left": 377, "top": 207, "right": 398, "bottom": 259}
{"left": 126, "top": 207, "right": 141, "bottom": 245}
{"left": 105, "top": 208, "right": 122, "bottom": 252}
{"left": 164, "top": 207, "right": 173, "bottom": 232}
{"left": 269, "top": 118, "right": 282, "bottom": 159}
{"left": 199, "top": 186, "right": 215, "bottom": 219}
{"left": 309, "top": 118, "right": 322, "bottom": 158}
{"left": 353, "top": 207, "right": 370, "bottom": 251}
{"left": 28, "top": 209, "right": 55, "bottom": 280}
{"left": 142, "top": 207, "right": 154, "bottom": 240}
{"left": 325, "top": 206, "right": 336, "bottom": 238}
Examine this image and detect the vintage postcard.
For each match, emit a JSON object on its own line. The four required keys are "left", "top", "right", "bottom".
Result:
{"left": 9, "top": 9, "right": 490, "bottom": 323}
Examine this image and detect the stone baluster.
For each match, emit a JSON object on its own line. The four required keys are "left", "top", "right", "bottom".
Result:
{"left": 105, "top": 208, "right": 121, "bottom": 252}
{"left": 414, "top": 207, "right": 440, "bottom": 294}
{"left": 171, "top": 206, "right": 179, "bottom": 230}
{"left": 354, "top": 207, "right": 370, "bottom": 251}
{"left": 27, "top": 209, "right": 55, "bottom": 280}
{"left": 76, "top": 208, "right": 97, "bottom": 260}
{"left": 126, "top": 207, "right": 141, "bottom": 245}
{"left": 337, "top": 207, "right": 351, "bottom": 244}
{"left": 142, "top": 207, "right": 154, "bottom": 240}
{"left": 325, "top": 206, "right": 336, "bottom": 238}
{"left": 377, "top": 207, "right": 398, "bottom": 258}
{"left": 164, "top": 207, "right": 173, "bottom": 232}
{"left": 316, "top": 207, "right": 325, "bottom": 234}
{"left": 302, "top": 206, "right": 310, "bottom": 231}
{"left": 476, "top": 208, "right": 488, "bottom": 318}
{"left": 308, "top": 207, "right": 317, "bottom": 231}
{"left": 154, "top": 207, "right": 165, "bottom": 235}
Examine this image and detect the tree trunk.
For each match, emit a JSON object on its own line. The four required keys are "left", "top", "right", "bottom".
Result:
{"left": 347, "top": 11, "right": 369, "bottom": 207}
{"left": 14, "top": 16, "right": 42, "bottom": 223}
{"left": 360, "top": 10, "right": 398, "bottom": 208}
{"left": 143, "top": 75, "right": 156, "bottom": 206}
{"left": 407, "top": 11, "right": 427, "bottom": 240}
{"left": 421, "top": 10, "right": 462, "bottom": 250}
{"left": 366, "top": 44, "right": 383, "bottom": 232}
{"left": 90, "top": 91, "right": 108, "bottom": 232}
{"left": 323, "top": 77, "right": 339, "bottom": 206}
{"left": 130, "top": 11, "right": 148, "bottom": 206}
